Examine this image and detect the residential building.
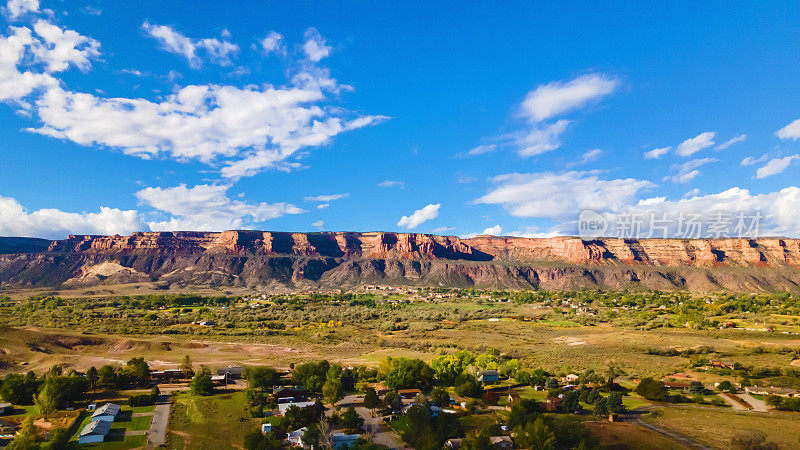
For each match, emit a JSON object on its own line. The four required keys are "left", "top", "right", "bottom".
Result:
{"left": 478, "top": 370, "right": 500, "bottom": 383}
{"left": 91, "top": 403, "right": 120, "bottom": 422}
{"left": 490, "top": 436, "right": 514, "bottom": 449}
{"left": 78, "top": 420, "right": 112, "bottom": 444}
{"left": 278, "top": 401, "right": 317, "bottom": 416}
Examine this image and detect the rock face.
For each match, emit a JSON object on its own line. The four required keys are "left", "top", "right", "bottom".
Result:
{"left": 3, "top": 231, "right": 800, "bottom": 292}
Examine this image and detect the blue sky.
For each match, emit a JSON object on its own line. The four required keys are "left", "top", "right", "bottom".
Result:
{"left": 3, "top": 0, "right": 800, "bottom": 239}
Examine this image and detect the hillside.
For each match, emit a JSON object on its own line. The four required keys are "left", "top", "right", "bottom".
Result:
{"left": 2, "top": 231, "right": 800, "bottom": 292}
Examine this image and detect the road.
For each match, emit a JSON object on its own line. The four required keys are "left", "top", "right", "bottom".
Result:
{"left": 717, "top": 393, "right": 748, "bottom": 411}
{"left": 625, "top": 407, "right": 711, "bottom": 450}
{"left": 146, "top": 393, "right": 171, "bottom": 449}
{"left": 336, "top": 394, "right": 405, "bottom": 449}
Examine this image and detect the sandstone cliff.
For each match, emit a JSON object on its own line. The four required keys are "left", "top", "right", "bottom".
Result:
{"left": 3, "top": 231, "right": 800, "bottom": 292}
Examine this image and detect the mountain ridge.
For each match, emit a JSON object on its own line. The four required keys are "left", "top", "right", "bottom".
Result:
{"left": 3, "top": 231, "right": 800, "bottom": 292}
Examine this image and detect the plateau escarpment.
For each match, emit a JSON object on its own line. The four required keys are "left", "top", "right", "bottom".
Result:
{"left": 3, "top": 231, "right": 800, "bottom": 292}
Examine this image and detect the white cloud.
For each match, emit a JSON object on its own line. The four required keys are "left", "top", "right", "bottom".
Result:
{"left": 755, "top": 155, "right": 799, "bottom": 179}
{"left": 0, "top": 194, "right": 144, "bottom": 239}
{"left": 508, "top": 225, "right": 561, "bottom": 238}
{"left": 741, "top": 154, "right": 769, "bottom": 166}
{"left": 643, "top": 146, "right": 671, "bottom": 159}
{"left": 378, "top": 180, "right": 404, "bottom": 188}
{"left": 304, "top": 193, "right": 349, "bottom": 202}
{"left": 397, "top": 203, "right": 440, "bottom": 229}
{"left": 619, "top": 187, "right": 800, "bottom": 237}
{"left": 776, "top": 118, "right": 800, "bottom": 140}
{"left": 301, "top": 28, "right": 331, "bottom": 62}
{"left": 515, "top": 119, "right": 570, "bottom": 157}
{"left": 518, "top": 73, "right": 618, "bottom": 122}
{"left": 432, "top": 226, "right": 454, "bottom": 233}
{"left": 568, "top": 148, "right": 603, "bottom": 167}
{"left": 316, "top": 203, "right": 329, "bottom": 209}
{"left": 260, "top": 31, "right": 284, "bottom": 55}
{"left": 312, "top": 220, "right": 324, "bottom": 228}
{"left": 683, "top": 188, "right": 701, "bottom": 198}
{"left": 465, "top": 144, "right": 497, "bottom": 156}
{"left": 476, "top": 171, "right": 653, "bottom": 220}
{"left": 663, "top": 157, "right": 717, "bottom": 184}
{"left": 716, "top": 134, "right": 746, "bottom": 150}
{"left": 3, "top": 0, "right": 38, "bottom": 19}
{"left": 31, "top": 20, "right": 100, "bottom": 73}
{"left": 480, "top": 225, "right": 502, "bottom": 235}
{"left": 676, "top": 131, "right": 716, "bottom": 157}
{"left": 141, "top": 21, "right": 239, "bottom": 68}
{"left": 136, "top": 183, "right": 304, "bottom": 231}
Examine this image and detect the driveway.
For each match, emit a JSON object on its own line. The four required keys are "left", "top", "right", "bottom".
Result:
{"left": 146, "top": 393, "right": 171, "bottom": 449}
{"left": 354, "top": 405, "right": 406, "bottom": 449}
{"left": 717, "top": 393, "right": 747, "bottom": 411}
{"left": 738, "top": 393, "right": 769, "bottom": 412}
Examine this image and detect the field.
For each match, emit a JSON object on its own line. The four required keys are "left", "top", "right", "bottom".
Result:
{"left": 644, "top": 406, "right": 800, "bottom": 449}
{"left": 164, "top": 390, "right": 259, "bottom": 449}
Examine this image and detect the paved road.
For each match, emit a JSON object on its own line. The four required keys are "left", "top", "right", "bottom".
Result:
{"left": 355, "top": 406, "right": 406, "bottom": 449}
{"left": 738, "top": 393, "right": 769, "bottom": 412}
{"left": 146, "top": 393, "right": 171, "bottom": 449}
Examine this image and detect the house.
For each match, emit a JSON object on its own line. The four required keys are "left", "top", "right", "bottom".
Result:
{"left": 745, "top": 386, "right": 799, "bottom": 397}
{"left": 78, "top": 419, "right": 112, "bottom": 444}
{"left": 87, "top": 403, "right": 97, "bottom": 411}
{"left": 217, "top": 366, "right": 244, "bottom": 379}
{"left": 198, "top": 320, "right": 215, "bottom": 327}
{"left": 278, "top": 401, "right": 317, "bottom": 416}
{"left": 366, "top": 382, "right": 391, "bottom": 396}
{"left": 490, "top": 436, "right": 514, "bottom": 449}
{"left": 332, "top": 432, "right": 361, "bottom": 448}
{"left": 397, "top": 389, "right": 421, "bottom": 399}
{"left": 287, "top": 427, "right": 307, "bottom": 446}
{"left": 563, "top": 374, "right": 580, "bottom": 383}
{"left": 274, "top": 385, "right": 307, "bottom": 402}
{"left": 261, "top": 423, "right": 272, "bottom": 434}
{"left": 0, "top": 403, "right": 9, "bottom": 415}
{"left": 91, "top": 403, "right": 120, "bottom": 422}
{"left": 662, "top": 381, "right": 691, "bottom": 391}
{"left": 211, "top": 374, "right": 229, "bottom": 386}
{"left": 478, "top": 370, "right": 500, "bottom": 383}
{"left": 710, "top": 360, "right": 736, "bottom": 369}
{"left": 151, "top": 369, "right": 186, "bottom": 381}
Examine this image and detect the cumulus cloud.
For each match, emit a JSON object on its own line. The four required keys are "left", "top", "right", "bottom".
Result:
{"left": 136, "top": 183, "right": 304, "bottom": 231}
{"left": 304, "top": 193, "right": 349, "bottom": 202}
{"left": 316, "top": 203, "right": 329, "bottom": 209}
{"left": 515, "top": 119, "right": 570, "bottom": 157}
{"left": 260, "top": 31, "right": 284, "bottom": 55}
{"left": 312, "top": 220, "right": 324, "bottom": 228}
{"left": 461, "top": 225, "right": 503, "bottom": 239}
{"left": 397, "top": 203, "right": 440, "bottom": 229}
{"left": 663, "top": 157, "right": 717, "bottom": 184}
{"left": 475, "top": 171, "right": 654, "bottom": 220}
{"left": 301, "top": 28, "right": 331, "bottom": 62}
{"left": 643, "top": 146, "right": 671, "bottom": 159}
{"left": 0, "top": 194, "right": 144, "bottom": 239}
{"left": 776, "top": 118, "right": 800, "bottom": 140}
{"left": 676, "top": 131, "right": 716, "bottom": 157}
{"left": 716, "top": 134, "right": 746, "bottom": 150}
{"left": 3, "top": 0, "right": 38, "bottom": 19}
{"left": 755, "top": 155, "right": 799, "bottom": 179}
{"left": 518, "top": 73, "right": 618, "bottom": 122}
{"left": 0, "top": 19, "right": 101, "bottom": 103}
{"left": 141, "top": 21, "right": 238, "bottom": 68}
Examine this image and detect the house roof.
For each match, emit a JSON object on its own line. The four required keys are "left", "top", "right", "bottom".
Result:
{"left": 80, "top": 420, "right": 112, "bottom": 437}
{"left": 490, "top": 436, "right": 514, "bottom": 445}
{"left": 92, "top": 403, "right": 120, "bottom": 418}
{"left": 0, "top": 403, "right": 10, "bottom": 408}
{"left": 278, "top": 401, "right": 317, "bottom": 414}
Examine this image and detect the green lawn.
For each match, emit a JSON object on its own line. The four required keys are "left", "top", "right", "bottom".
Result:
{"left": 165, "top": 390, "right": 257, "bottom": 449}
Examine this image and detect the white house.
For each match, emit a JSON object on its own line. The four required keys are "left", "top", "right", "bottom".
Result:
{"left": 278, "top": 401, "right": 317, "bottom": 416}
{"left": 261, "top": 423, "right": 272, "bottom": 434}
{"left": 332, "top": 432, "right": 361, "bottom": 448}
{"left": 287, "top": 427, "right": 307, "bottom": 446}
{"left": 91, "top": 403, "right": 120, "bottom": 422}
{"left": 78, "top": 420, "right": 111, "bottom": 444}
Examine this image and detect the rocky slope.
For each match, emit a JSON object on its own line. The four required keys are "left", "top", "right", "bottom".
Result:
{"left": 2, "top": 231, "right": 800, "bottom": 292}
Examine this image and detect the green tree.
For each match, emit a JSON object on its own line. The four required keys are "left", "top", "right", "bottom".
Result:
{"left": 243, "top": 429, "right": 268, "bottom": 450}
{"left": 86, "top": 366, "right": 99, "bottom": 393}
{"left": 323, "top": 379, "right": 343, "bottom": 405}
{"left": 248, "top": 366, "right": 281, "bottom": 393}
{"left": 40, "top": 428, "right": 70, "bottom": 450}
{"left": 513, "top": 418, "right": 556, "bottom": 450}
{"left": 545, "top": 377, "right": 559, "bottom": 389}
{"left": 430, "top": 388, "right": 450, "bottom": 407}
{"left": 181, "top": 355, "right": 193, "bottom": 378}
{"left": 606, "top": 392, "right": 625, "bottom": 413}
{"left": 97, "top": 364, "right": 117, "bottom": 389}
{"left": 5, "top": 417, "right": 39, "bottom": 450}
{"left": 635, "top": 378, "right": 667, "bottom": 401}
{"left": 363, "top": 387, "right": 379, "bottom": 411}
{"left": 341, "top": 406, "right": 364, "bottom": 431}
{"left": 35, "top": 381, "right": 58, "bottom": 418}
{"left": 191, "top": 366, "right": 215, "bottom": 396}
